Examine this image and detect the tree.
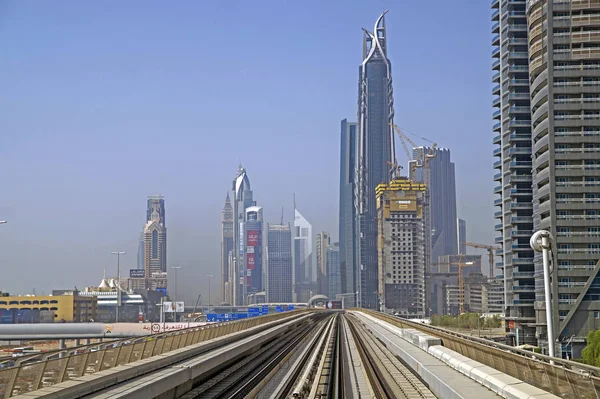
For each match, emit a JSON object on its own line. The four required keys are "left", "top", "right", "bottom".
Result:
{"left": 582, "top": 330, "right": 600, "bottom": 367}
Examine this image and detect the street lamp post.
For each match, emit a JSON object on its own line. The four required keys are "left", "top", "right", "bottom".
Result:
{"left": 111, "top": 251, "right": 126, "bottom": 323}
{"left": 206, "top": 274, "right": 214, "bottom": 312}
{"left": 530, "top": 230, "right": 556, "bottom": 358}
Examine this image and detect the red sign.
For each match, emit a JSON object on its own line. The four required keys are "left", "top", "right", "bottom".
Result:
{"left": 247, "top": 253, "right": 255, "bottom": 269}
{"left": 508, "top": 321, "right": 515, "bottom": 329}
{"left": 247, "top": 230, "right": 259, "bottom": 246}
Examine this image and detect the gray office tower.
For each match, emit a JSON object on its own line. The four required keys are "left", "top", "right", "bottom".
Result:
{"left": 414, "top": 147, "right": 458, "bottom": 262}
{"left": 327, "top": 243, "right": 341, "bottom": 299}
{"left": 492, "top": 0, "right": 536, "bottom": 346}
{"left": 232, "top": 165, "right": 256, "bottom": 306}
{"left": 339, "top": 119, "right": 358, "bottom": 304}
{"left": 528, "top": 0, "right": 600, "bottom": 358}
{"left": 266, "top": 223, "right": 293, "bottom": 303}
{"left": 356, "top": 11, "right": 396, "bottom": 309}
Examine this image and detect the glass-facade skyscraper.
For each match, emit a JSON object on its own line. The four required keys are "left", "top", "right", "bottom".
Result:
{"left": 413, "top": 147, "right": 458, "bottom": 263}
{"left": 339, "top": 119, "right": 358, "bottom": 303}
{"left": 327, "top": 242, "right": 341, "bottom": 299}
{"left": 356, "top": 11, "right": 396, "bottom": 309}
{"left": 266, "top": 222, "right": 293, "bottom": 303}
{"left": 221, "top": 193, "right": 234, "bottom": 303}
{"left": 293, "top": 206, "right": 314, "bottom": 302}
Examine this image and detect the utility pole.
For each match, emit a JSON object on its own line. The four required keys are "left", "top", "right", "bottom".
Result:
{"left": 206, "top": 274, "right": 214, "bottom": 312}
{"left": 111, "top": 251, "right": 126, "bottom": 323}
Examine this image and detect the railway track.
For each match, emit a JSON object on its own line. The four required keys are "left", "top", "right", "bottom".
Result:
{"left": 346, "top": 313, "right": 436, "bottom": 399}
{"left": 174, "top": 312, "right": 433, "bottom": 399}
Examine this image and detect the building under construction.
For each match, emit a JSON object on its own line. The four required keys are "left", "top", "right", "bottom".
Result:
{"left": 376, "top": 178, "right": 427, "bottom": 318}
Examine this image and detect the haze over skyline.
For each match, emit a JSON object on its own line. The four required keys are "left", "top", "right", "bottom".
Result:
{"left": 0, "top": 0, "right": 494, "bottom": 303}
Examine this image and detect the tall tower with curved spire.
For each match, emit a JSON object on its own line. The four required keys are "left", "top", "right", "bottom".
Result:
{"left": 356, "top": 11, "right": 396, "bottom": 309}
{"left": 230, "top": 165, "right": 257, "bottom": 305}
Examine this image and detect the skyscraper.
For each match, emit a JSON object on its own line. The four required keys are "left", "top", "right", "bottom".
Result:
{"left": 293, "top": 205, "right": 314, "bottom": 302}
{"left": 376, "top": 179, "right": 427, "bottom": 317}
{"left": 339, "top": 119, "right": 358, "bottom": 301}
{"left": 147, "top": 195, "right": 166, "bottom": 226}
{"left": 457, "top": 218, "right": 467, "bottom": 256}
{"left": 526, "top": 0, "right": 600, "bottom": 358}
{"left": 136, "top": 233, "right": 144, "bottom": 270}
{"left": 413, "top": 147, "right": 458, "bottom": 262}
{"left": 221, "top": 193, "right": 234, "bottom": 303}
{"left": 316, "top": 232, "right": 330, "bottom": 295}
{"left": 492, "top": 0, "right": 536, "bottom": 344}
{"left": 231, "top": 165, "right": 256, "bottom": 306}
{"left": 327, "top": 242, "right": 341, "bottom": 299}
{"left": 356, "top": 11, "right": 396, "bottom": 309}
{"left": 266, "top": 222, "right": 293, "bottom": 303}
{"left": 143, "top": 195, "right": 167, "bottom": 290}
{"left": 243, "top": 206, "right": 264, "bottom": 299}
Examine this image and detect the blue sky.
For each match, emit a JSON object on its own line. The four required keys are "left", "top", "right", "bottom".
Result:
{"left": 0, "top": 0, "right": 495, "bottom": 301}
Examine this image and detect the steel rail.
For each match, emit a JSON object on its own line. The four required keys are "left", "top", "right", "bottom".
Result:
{"left": 266, "top": 315, "right": 334, "bottom": 399}
{"left": 225, "top": 325, "right": 313, "bottom": 399}
{"left": 348, "top": 314, "right": 436, "bottom": 398}
{"left": 307, "top": 314, "right": 339, "bottom": 398}
{"left": 339, "top": 315, "right": 375, "bottom": 398}
{"left": 180, "top": 315, "right": 321, "bottom": 399}
{"left": 290, "top": 316, "right": 335, "bottom": 398}
{"left": 346, "top": 314, "right": 389, "bottom": 398}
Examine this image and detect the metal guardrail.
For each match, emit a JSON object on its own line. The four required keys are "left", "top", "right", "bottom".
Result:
{"left": 0, "top": 310, "right": 307, "bottom": 398}
{"left": 356, "top": 309, "right": 600, "bottom": 399}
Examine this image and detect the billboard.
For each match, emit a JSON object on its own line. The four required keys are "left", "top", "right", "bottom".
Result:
{"left": 130, "top": 269, "right": 145, "bottom": 278}
{"left": 247, "top": 253, "right": 255, "bottom": 269}
{"left": 163, "top": 301, "right": 185, "bottom": 313}
{"left": 247, "top": 230, "right": 259, "bottom": 246}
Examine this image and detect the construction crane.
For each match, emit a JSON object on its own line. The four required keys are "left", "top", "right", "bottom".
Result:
{"left": 390, "top": 123, "right": 422, "bottom": 181}
{"left": 386, "top": 161, "right": 402, "bottom": 180}
{"left": 463, "top": 242, "right": 501, "bottom": 279}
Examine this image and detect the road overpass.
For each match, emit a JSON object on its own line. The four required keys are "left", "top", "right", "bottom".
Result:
{"left": 1, "top": 309, "right": 596, "bottom": 398}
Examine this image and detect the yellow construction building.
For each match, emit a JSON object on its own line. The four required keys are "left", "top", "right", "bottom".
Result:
{"left": 0, "top": 292, "right": 97, "bottom": 323}
{"left": 376, "top": 179, "right": 428, "bottom": 318}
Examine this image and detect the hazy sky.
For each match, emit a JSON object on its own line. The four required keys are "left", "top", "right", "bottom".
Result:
{"left": 0, "top": 0, "right": 495, "bottom": 303}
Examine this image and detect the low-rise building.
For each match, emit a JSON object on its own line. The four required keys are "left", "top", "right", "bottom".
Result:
{"left": 0, "top": 292, "right": 97, "bottom": 323}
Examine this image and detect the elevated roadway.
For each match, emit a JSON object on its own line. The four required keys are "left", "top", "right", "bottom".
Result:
{"left": 2, "top": 309, "right": 592, "bottom": 398}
